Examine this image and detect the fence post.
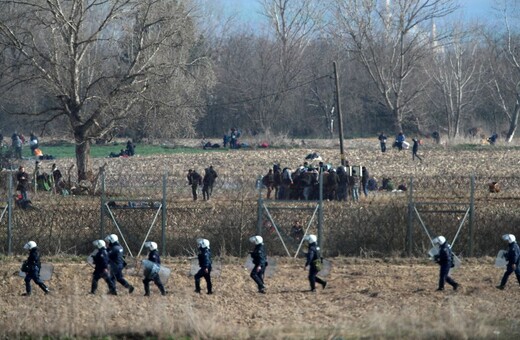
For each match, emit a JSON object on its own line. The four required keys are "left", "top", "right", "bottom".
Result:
{"left": 469, "top": 174, "right": 475, "bottom": 256}
{"left": 7, "top": 171, "right": 13, "bottom": 255}
{"left": 256, "top": 176, "right": 263, "bottom": 235}
{"left": 100, "top": 170, "right": 105, "bottom": 239}
{"left": 318, "top": 171, "right": 324, "bottom": 250}
{"left": 162, "top": 173, "right": 167, "bottom": 256}
{"left": 407, "top": 176, "right": 414, "bottom": 256}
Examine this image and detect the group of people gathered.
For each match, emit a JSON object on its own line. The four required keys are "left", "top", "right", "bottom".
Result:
{"left": 261, "top": 162, "right": 372, "bottom": 202}
{"left": 187, "top": 166, "right": 218, "bottom": 201}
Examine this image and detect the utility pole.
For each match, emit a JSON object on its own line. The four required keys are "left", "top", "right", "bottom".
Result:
{"left": 334, "top": 61, "right": 346, "bottom": 166}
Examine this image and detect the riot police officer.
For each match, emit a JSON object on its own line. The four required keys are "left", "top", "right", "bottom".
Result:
{"left": 22, "top": 241, "right": 50, "bottom": 296}
{"left": 497, "top": 234, "right": 520, "bottom": 290}
{"left": 105, "top": 234, "right": 134, "bottom": 294}
{"left": 249, "top": 235, "right": 267, "bottom": 294}
{"left": 90, "top": 240, "right": 117, "bottom": 295}
{"left": 432, "top": 236, "right": 459, "bottom": 291}
{"left": 304, "top": 235, "right": 327, "bottom": 292}
{"left": 143, "top": 241, "right": 166, "bottom": 296}
{"left": 194, "top": 238, "right": 213, "bottom": 294}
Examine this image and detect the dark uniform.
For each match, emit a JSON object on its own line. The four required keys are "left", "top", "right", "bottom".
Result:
{"left": 305, "top": 242, "right": 327, "bottom": 291}
{"left": 23, "top": 247, "right": 49, "bottom": 296}
{"left": 143, "top": 249, "right": 166, "bottom": 296}
{"left": 187, "top": 170, "right": 202, "bottom": 201}
{"left": 378, "top": 133, "right": 387, "bottom": 153}
{"left": 194, "top": 247, "right": 213, "bottom": 294}
{"left": 498, "top": 241, "right": 520, "bottom": 289}
{"left": 250, "top": 243, "right": 267, "bottom": 293}
{"left": 434, "top": 242, "right": 459, "bottom": 291}
{"left": 107, "top": 242, "right": 134, "bottom": 293}
{"left": 91, "top": 247, "right": 117, "bottom": 295}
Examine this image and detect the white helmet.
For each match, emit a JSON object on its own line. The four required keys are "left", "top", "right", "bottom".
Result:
{"left": 197, "top": 238, "right": 210, "bottom": 249}
{"left": 105, "top": 234, "right": 118, "bottom": 244}
{"left": 502, "top": 234, "right": 516, "bottom": 243}
{"left": 249, "top": 235, "right": 263, "bottom": 245}
{"left": 93, "top": 240, "right": 106, "bottom": 249}
{"left": 433, "top": 236, "right": 446, "bottom": 246}
{"left": 304, "top": 234, "right": 317, "bottom": 244}
{"left": 145, "top": 241, "right": 158, "bottom": 251}
{"left": 23, "top": 241, "right": 37, "bottom": 250}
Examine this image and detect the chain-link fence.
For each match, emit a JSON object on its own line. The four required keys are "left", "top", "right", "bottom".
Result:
{"left": 1, "top": 171, "right": 520, "bottom": 258}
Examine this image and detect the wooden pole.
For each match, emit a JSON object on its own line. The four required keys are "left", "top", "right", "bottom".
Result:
{"left": 334, "top": 61, "right": 346, "bottom": 166}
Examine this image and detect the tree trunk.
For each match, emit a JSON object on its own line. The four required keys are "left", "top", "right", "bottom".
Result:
{"left": 506, "top": 100, "right": 520, "bottom": 143}
{"left": 75, "top": 139, "right": 92, "bottom": 182}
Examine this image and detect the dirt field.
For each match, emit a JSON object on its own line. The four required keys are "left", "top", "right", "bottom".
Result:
{"left": 1, "top": 256, "right": 519, "bottom": 339}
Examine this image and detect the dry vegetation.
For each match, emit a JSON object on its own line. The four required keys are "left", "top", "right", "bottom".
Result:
{"left": 2, "top": 138, "right": 520, "bottom": 338}
{"left": 1, "top": 256, "right": 520, "bottom": 339}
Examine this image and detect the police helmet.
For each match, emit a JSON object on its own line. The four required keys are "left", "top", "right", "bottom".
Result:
{"left": 105, "top": 234, "right": 118, "bottom": 244}
{"left": 433, "top": 236, "right": 446, "bottom": 246}
{"left": 304, "top": 234, "right": 317, "bottom": 244}
{"left": 502, "top": 234, "right": 516, "bottom": 243}
{"left": 197, "top": 238, "right": 210, "bottom": 249}
{"left": 145, "top": 241, "right": 158, "bottom": 251}
{"left": 93, "top": 240, "right": 106, "bottom": 249}
{"left": 23, "top": 241, "right": 37, "bottom": 250}
{"left": 249, "top": 235, "right": 263, "bottom": 245}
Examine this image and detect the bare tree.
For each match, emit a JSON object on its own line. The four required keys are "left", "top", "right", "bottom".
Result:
{"left": 330, "top": 0, "right": 458, "bottom": 132}
{"left": 0, "top": 0, "right": 213, "bottom": 181}
{"left": 484, "top": 0, "right": 520, "bottom": 142}
{"left": 425, "top": 23, "right": 484, "bottom": 139}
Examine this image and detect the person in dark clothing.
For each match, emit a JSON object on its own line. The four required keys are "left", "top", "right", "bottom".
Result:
{"left": 432, "top": 236, "right": 459, "bottom": 291}
{"left": 187, "top": 169, "right": 202, "bottom": 201}
{"left": 378, "top": 132, "right": 387, "bottom": 153}
{"left": 143, "top": 241, "right": 166, "bottom": 296}
{"left": 202, "top": 165, "right": 218, "bottom": 200}
{"left": 90, "top": 240, "right": 117, "bottom": 295}
{"left": 194, "top": 238, "right": 213, "bottom": 294}
{"left": 262, "top": 169, "right": 275, "bottom": 199}
{"left": 304, "top": 235, "right": 327, "bottom": 292}
{"left": 361, "top": 166, "right": 369, "bottom": 197}
{"left": 497, "top": 234, "right": 520, "bottom": 290}
{"left": 326, "top": 168, "right": 339, "bottom": 200}
{"left": 126, "top": 140, "right": 135, "bottom": 156}
{"left": 488, "top": 133, "right": 498, "bottom": 145}
{"left": 273, "top": 164, "right": 282, "bottom": 199}
{"left": 21, "top": 241, "right": 50, "bottom": 296}
{"left": 16, "top": 166, "right": 30, "bottom": 202}
{"left": 249, "top": 235, "right": 267, "bottom": 294}
{"left": 395, "top": 131, "right": 405, "bottom": 151}
{"left": 29, "top": 133, "right": 39, "bottom": 155}
{"left": 412, "top": 138, "right": 422, "bottom": 161}
{"left": 51, "top": 163, "right": 64, "bottom": 194}
{"left": 105, "top": 234, "right": 134, "bottom": 294}
{"left": 290, "top": 220, "right": 304, "bottom": 242}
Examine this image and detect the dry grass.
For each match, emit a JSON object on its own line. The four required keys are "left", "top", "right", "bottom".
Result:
{"left": 1, "top": 257, "right": 519, "bottom": 339}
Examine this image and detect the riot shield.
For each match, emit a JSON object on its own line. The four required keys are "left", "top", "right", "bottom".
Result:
{"left": 244, "top": 255, "right": 277, "bottom": 278}
{"left": 318, "top": 259, "right": 332, "bottom": 277}
{"left": 139, "top": 260, "right": 171, "bottom": 284}
{"left": 495, "top": 250, "right": 508, "bottom": 268}
{"left": 19, "top": 263, "right": 54, "bottom": 281}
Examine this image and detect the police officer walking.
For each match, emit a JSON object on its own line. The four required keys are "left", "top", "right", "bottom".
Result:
{"left": 249, "top": 235, "right": 267, "bottom": 294}
{"left": 90, "top": 240, "right": 117, "bottom": 295}
{"left": 304, "top": 235, "right": 327, "bottom": 292}
{"left": 143, "top": 241, "right": 166, "bottom": 296}
{"left": 194, "top": 238, "right": 213, "bottom": 294}
{"left": 432, "top": 236, "right": 459, "bottom": 291}
{"left": 497, "top": 234, "right": 520, "bottom": 290}
{"left": 105, "top": 234, "right": 134, "bottom": 294}
{"left": 21, "top": 241, "right": 50, "bottom": 296}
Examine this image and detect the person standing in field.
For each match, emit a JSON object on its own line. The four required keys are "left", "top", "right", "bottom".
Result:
{"left": 361, "top": 166, "right": 369, "bottom": 197}
{"left": 16, "top": 165, "right": 30, "bottom": 202}
{"left": 187, "top": 169, "right": 202, "bottom": 201}
{"left": 90, "top": 240, "right": 117, "bottom": 295}
{"left": 304, "top": 235, "right": 327, "bottom": 292}
{"left": 496, "top": 234, "right": 520, "bottom": 290}
{"left": 143, "top": 241, "right": 166, "bottom": 296}
{"left": 262, "top": 168, "right": 275, "bottom": 199}
{"left": 378, "top": 132, "right": 387, "bottom": 153}
{"left": 21, "top": 241, "right": 50, "bottom": 296}
{"left": 194, "top": 238, "right": 213, "bottom": 294}
{"left": 351, "top": 169, "right": 360, "bottom": 202}
{"left": 249, "top": 235, "right": 267, "bottom": 294}
{"left": 412, "top": 138, "right": 422, "bottom": 162}
{"left": 432, "top": 236, "right": 459, "bottom": 291}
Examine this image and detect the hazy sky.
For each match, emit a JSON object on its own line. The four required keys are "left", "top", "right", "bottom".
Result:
{"left": 215, "top": 0, "right": 496, "bottom": 23}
